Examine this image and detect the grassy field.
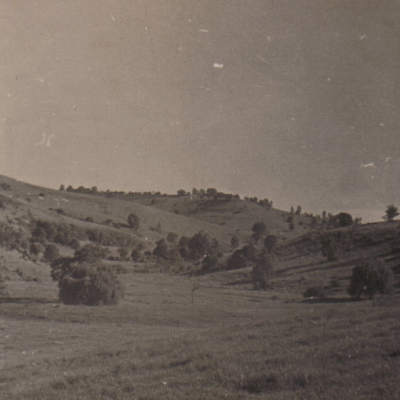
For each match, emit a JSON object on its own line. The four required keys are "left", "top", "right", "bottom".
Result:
{"left": 1, "top": 266, "right": 399, "bottom": 400}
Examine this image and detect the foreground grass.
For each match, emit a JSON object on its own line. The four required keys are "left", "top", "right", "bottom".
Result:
{"left": 1, "top": 273, "right": 399, "bottom": 399}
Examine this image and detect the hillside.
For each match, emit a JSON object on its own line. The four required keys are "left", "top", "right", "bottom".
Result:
{"left": 0, "top": 175, "right": 399, "bottom": 399}
{"left": 207, "top": 220, "right": 400, "bottom": 301}
{"left": 131, "top": 194, "right": 312, "bottom": 237}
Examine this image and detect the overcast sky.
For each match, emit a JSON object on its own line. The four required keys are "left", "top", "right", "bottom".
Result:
{"left": 1, "top": 0, "right": 399, "bottom": 221}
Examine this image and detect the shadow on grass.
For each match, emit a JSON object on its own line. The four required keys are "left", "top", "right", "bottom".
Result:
{"left": 300, "top": 297, "right": 363, "bottom": 304}
{"left": 224, "top": 278, "right": 252, "bottom": 286}
{"left": 0, "top": 296, "right": 56, "bottom": 305}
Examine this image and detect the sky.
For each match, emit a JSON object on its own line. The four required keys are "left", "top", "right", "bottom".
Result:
{"left": 1, "top": 0, "right": 400, "bottom": 222}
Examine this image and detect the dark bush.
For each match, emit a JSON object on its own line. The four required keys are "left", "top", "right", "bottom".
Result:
{"left": 303, "top": 286, "right": 325, "bottom": 298}
{"left": 69, "top": 239, "right": 81, "bottom": 250}
{"left": 227, "top": 245, "right": 256, "bottom": 270}
{"left": 0, "top": 222, "right": 28, "bottom": 250}
{"left": 74, "top": 244, "right": 110, "bottom": 263}
{"left": 320, "top": 235, "right": 337, "bottom": 261}
{"left": 202, "top": 254, "right": 218, "bottom": 271}
{"left": 264, "top": 235, "right": 277, "bottom": 253}
{"left": 335, "top": 212, "right": 353, "bottom": 227}
{"left": 118, "top": 247, "right": 129, "bottom": 260}
{"left": 230, "top": 235, "right": 239, "bottom": 249}
{"left": 58, "top": 264, "right": 124, "bottom": 306}
{"left": 127, "top": 213, "right": 140, "bottom": 230}
{"left": 44, "top": 244, "right": 60, "bottom": 262}
{"left": 347, "top": 260, "right": 394, "bottom": 299}
{"left": 166, "top": 232, "right": 178, "bottom": 244}
{"left": 251, "top": 253, "right": 274, "bottom": 289}
{"left": 131, "top": 249, "right": 141, "bottom": 262}
{"left": 29, "top": 242, "right": 43, "bottom": 256}
{"left": 188, "top": 231, "right": 210, "bottom": 260}
{"left": 153, "top": 239, "right": 169, "bottom": 259}
{"left": 85, "top": 216, "right": 95, "bottom": 223}
{"left": 251, "top": 221, "right": 267, "bottom": 243}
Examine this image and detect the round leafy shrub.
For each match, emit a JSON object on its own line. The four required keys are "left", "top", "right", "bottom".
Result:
{"left": 58, "top": 264, "right": 125, "bottom": 306}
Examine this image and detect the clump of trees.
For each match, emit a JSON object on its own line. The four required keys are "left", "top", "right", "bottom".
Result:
{"left": 347, "top": 260, "right": 394, "bottom": 300}
{"left": 51, "top": 246, "right": 124, "bottom": 306}
{"left": 227, "top": 244, "right": 256, "bottom": 270}
{"left": 383, "top": 205, "right": 399, "bottom": 222}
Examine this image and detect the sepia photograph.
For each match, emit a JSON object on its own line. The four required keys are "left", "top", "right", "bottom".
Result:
{"left": 0, "top": 1, "right": 399, "bottom": 398}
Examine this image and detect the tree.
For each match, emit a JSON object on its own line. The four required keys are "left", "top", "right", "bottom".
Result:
{"left": 335, "top": 212, "right": 353, "bottom": 227}
{"left": 153, "top": 239, "right": 169, "bottom": 259}
{"left": 131, "top": 249, "right": 141, "bottom": 262}
{"left": 347, "top": 260, "right": 394, "bottom": 299}
{"left": 383, "top": 205, "right": 399, "bottom": 222}
{"left": 127, "top": 213, "right": 140, "bottom": 230}
{"left": 206, "top": 188, "right": 218, "bottom": 197}
{"left": 251, "top": 253, "right": 274, "bottom": 289}
{"left": 320, "top": 236, "right": 337, "bottom": 261}
{"left": 230, "top": 235, "right": 239, "bottom": 249}
{"left": 177, "top": 189, "right": 187, "bottom": 196}
{"left": 226, "top": 244, "right": 256, "bottom": 270}
{"left": 118, "top": 247, "right": 129, "bottom": 260}
{"left": 202, "top": 254, "right": 218, "bottom": 271}
{"left": 252, "top": 221, "right": 267, "bottom": 243}
{"left": 187, "top": 231, "right": 210, "bottom": 260}
{"left": 166, "top": 232, "right": 178, "bottom": 244}
{"left": 0, "top": 272, "right": 7, "bottom": 296}
{"left": 263, "top": 235, "right": 277, "bottom": 253}
{"left": 44, "top": 244, "right": 60, "bottom": 263}
{"left": 69, "top": 239, "right": 81, "bottom": 251}
{"left": 295, "top": 206, "right": 302, "bottom": 215}
{"left": 32, "top": 226, "right": 47, "bottom": 243}
{"left": 59, "top": 184, "right": 65, "bottom": 191}
{"left": 29, "top": 242, "right": 43, "bottom": 256}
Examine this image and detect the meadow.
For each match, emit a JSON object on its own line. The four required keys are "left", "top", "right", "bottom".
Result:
{"left": 1, "top": 268, "right": 399, "bottom": 400}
